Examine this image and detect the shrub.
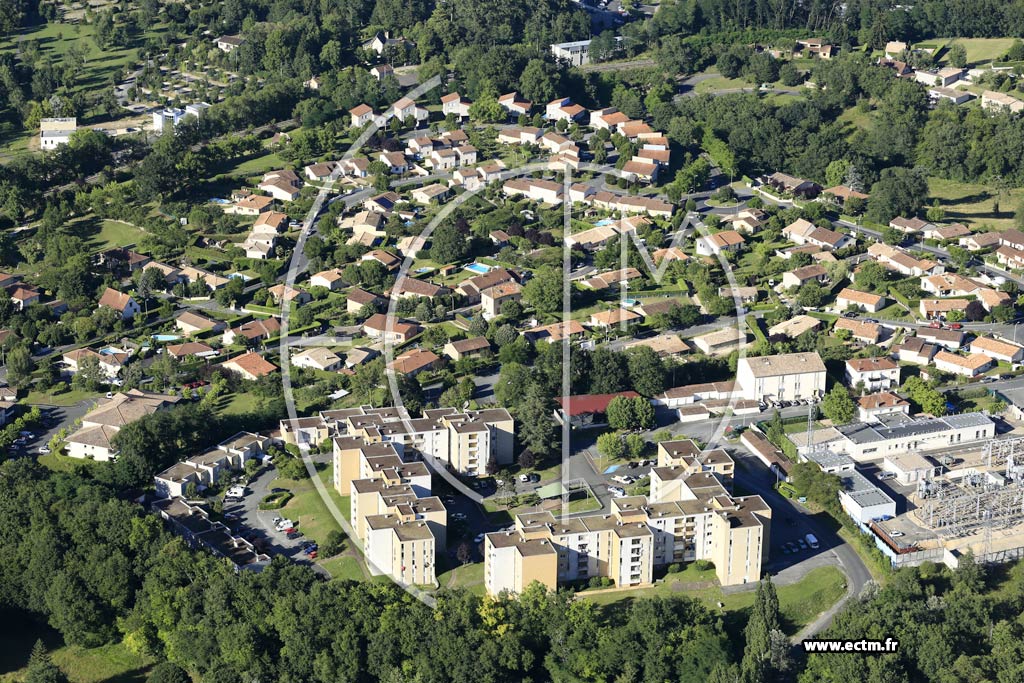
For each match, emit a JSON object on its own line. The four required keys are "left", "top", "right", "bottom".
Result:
{"left": 693, "top": 559, "right": 714, "bottom": 571}
{"left": 321, "top": 530, "right": 345, "bottom": 557}
{"left": 667, "top": 563, "right": 682, "bottom": 574}
{"left": 258, "top": 490, "right": 293, "bottom": 510}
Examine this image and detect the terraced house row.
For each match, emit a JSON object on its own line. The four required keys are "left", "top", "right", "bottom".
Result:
{"left": 484, "top": 440, "right": 771, "bottom": 596}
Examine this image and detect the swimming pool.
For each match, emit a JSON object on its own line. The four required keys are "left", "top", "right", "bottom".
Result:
{"left": 464, "top": 263, "right": 491, "bottom": 275}
{"left": 622, "top": 299, "right": 639, "bottom": 307}
{"left": 415, "top": 267, "right": 434, "bottom": 274}
{"left": 152, "top": 334, "right": 180, "bottom": 342}
{"left": 594, "top": 218, "right": 615, "bottom": 227}
{"left": 99, "top": 347, "right": 125, "bottom": 355}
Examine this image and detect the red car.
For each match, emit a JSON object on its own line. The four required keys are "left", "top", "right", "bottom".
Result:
{"left": 929, "top": 321, "right": 943, "bottom": 329}
{"left": 948, "top": 323, "right": 963, "bottom": 330}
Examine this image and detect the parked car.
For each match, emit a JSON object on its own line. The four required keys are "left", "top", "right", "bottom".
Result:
{"left": 608, "top": 486, "right": 626, "bottom": 497}
{"left": 784, "top": 541, "right": 798, "bottom": 554}
{"left": 797, "top": 538, "right": 808, "bottom": 550}
{"left": 275, "top": 518, "right": 295, "bottom": 531}
{"left": 38, "top": 446, "right": 50, "bottom": 454}
{"left": 890, "top": 530, "right": 905, "bottom": 538}
{"left": 805, "top": 533, "right": 820, "bottom": 549}
{"left": 929, "top": 321, "right": 943, "bottom": 329}
{"left": 863, "top": 318, "right": 879, "bottom": 324}
{"left": 473, "top": 533, "right": 486, "bottom": 544}
{"left": 948, "top": 322, "right": 963, "bottom": 330}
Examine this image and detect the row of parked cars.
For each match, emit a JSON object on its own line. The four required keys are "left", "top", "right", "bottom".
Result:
{"left": 781, "top": 533, "right": 820, "bottom": 555}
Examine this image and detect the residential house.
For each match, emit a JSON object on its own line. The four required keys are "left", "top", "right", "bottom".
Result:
{"left": 391, "top": 277, "right": 448, "bottom": 300}
{"left": 782, "top": 218, "right": 854, "bottom": 250}
{"left": 498, "top": 92, "right": 532, "bottom": 118}
{"left": 545, "top": 97, "right": 587, "bottom": 122}
{"left": 735, "top": 352, "right": 827, "bottom": 401}
{"left": 502, "top": 178, "right": 563, "bottom": 205}
{"left": 833, "top": 318, "right": 882, "bottom": 344}
{"left": 822, "top": 185, "right": 869, "bottom": 208}
{"left": 379, "top": 151, "right": 408, "bottom": 174}
{"left": 982, "top": 90, "right": 1024, "bottom": 113}
{"left": 923, "top": 223, "right": 971, "bottom": 241}
{"left": 304, "top": 162, "right": 337, "bottom": 182}
{"left": 781, "top": 264, "right": 828, "bottom": 290}
{"left": 362, "top": 313, "right": 421, "bottom": 343}
{"left": 481, "top": 282, "right": 523, "bottom": 320}
{"left": 309, "top": 268, "right": 346, "bottom": 291}
{"left": 441, "top": 92, "right": 472, "bottom": 119}
{"left": 365, "top": 191, "right": 400, "bottom": 214}
{"left": 884, "top": 41, "right": 908, "bottom": 58}
{"left": 523, "top": 320, "right": 586, "bottom": 344}
{"left": 9, "top": 287, "right": 39, "bottom": 310}
{"left": 846, "top": 358, "right": 900, "bottom": 392}
{"left": 996, "top": 245, "right": 1024, "bottom": 270}
{"left": 695, "top": 230, "right": 745, "bottom": 256}
{"left": 583, "top": 267, "right": 643, "bottom": 290}
{"left": 867, "top": 243, "right": 942, "bottom": 277}
{"left": 959, "top": 231, "right": 1001, "bottom": 252}
{"left": 67, "top": 391, "right": 181, "bottom": 460}
{"left": 835, "top": 288, "right": 886, "bottom": 313}
{"left": 443, "top": 337, "right": 491, "bottom": 361}
{"left": 767, "top": 315, "right": 821, "bottom": 340}
{"left": 223, "top": 318, "right": 282, "bottom": 346}
{"left": 916, "top": 327, "right": 965, "bottom": 350}
{"left": 175, "top": 311, "right": 225, "bottom": 336}
{"left": 857, "top": 392, "right": 911, "bottom": 423}
{"left": 166, "top": 342, "right": 217, "bottom": 361}
{"left": 765, "top": 172, "right": 822, "bottom": 198}
{"left": 362, "top": 249, "right": 401, "bottom": 271}
{"left": 369, "top": 64, "right": 394, "bottom": 81}
{"left": 346, "top": 287, "right": 383, "bottom": 315}
{"left": 268, "top": 284, "right": 311, "bottom": 306}
{"left": 919, "top": 299, "right": 967, "bottom": 320}
{"left": 889, "top": 216, "right": 932, "bottom": 236}
{"left": 969, "top": 336, "right": 1024, "bottom": 364}
{"left": 899, "top": 336, "right": 938, "bottom": 365}
{"left": 219, "top": 352, "right": 279, "bottom": 380}
{"left": 292, "top": 347, "right": 344, "bottom": 372}
{"left": 691, "top": 328, "right": 750, "bottom": 355}
{"left": 389, "top": 348, "right": 440, "bottom": 376}
{"left": 914, "top": 67, "right": 965, "bottom": 87}
{"left": 933, "top": 351, "right": 992, "bottom": 378}
{"left": 411, "top": 183, "right": 450, "bottom": 204}
{"left": 390, "top": 97, "right": 429, "bottom": 123}
{"left": 215, "top": 35, "right": 244, "bottom": 52}
{"left": 588, "top": 308, "right": 642, "bottom": 328}
{"left": 98, "top": 287, "right": 141, "bottom": 320}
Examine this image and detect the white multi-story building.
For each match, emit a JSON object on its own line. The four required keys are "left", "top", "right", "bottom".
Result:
{"left": 736, "top": 352, "right": 827, "bottom": 402}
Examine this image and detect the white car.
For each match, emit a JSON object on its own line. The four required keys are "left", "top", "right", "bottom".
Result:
{"left": 38, "top": 446, "right": 50, "bottom": 454}
{"left": 275, "top": 519, "right": 295, "bottom": 531}
{"left": 474, "top": 533, "right": 486, "bottom": 543}
{"left": 608, "top": 486, "right": 626, "bottom": 497}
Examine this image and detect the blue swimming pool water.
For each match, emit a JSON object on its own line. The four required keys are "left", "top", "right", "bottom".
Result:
{"left": 415, "top": 267, "right": 434, "bottom": 274}
{"left": 152, "top": 334, "right": 180, "bottom": 342}
{"left": 622, "top": 299, "right": 639, "bottom": 306}
{"left": 99, "top": 347, "right": 123, "bottom": 355}
{"left": 464, "top": 263, "right": 491, "bottom": 275}
{"left": 594, "top": 218, "right": 615, "bottom": 227}
{"left": 209, "top": 198, "right": 232, "bottom": 205}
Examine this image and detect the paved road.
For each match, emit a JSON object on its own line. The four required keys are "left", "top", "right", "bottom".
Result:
{"left": 225, "top": 461, "right": 329, "bottom": 576}
{"left": 732, "top": 451, "right": 872, "bottom": 640}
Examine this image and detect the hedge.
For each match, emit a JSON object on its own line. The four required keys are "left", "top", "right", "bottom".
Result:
{"left": 258, "top": 490, "right": 293, "bottom": 510}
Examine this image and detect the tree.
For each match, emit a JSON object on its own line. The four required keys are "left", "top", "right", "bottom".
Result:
{"left": 522, "top": 266, "right": 564, "bottom": 314}
{"left": 624, "top": 433, "right": 644, "bottom": 458}
{"left": 606, "top": 396, "right": 636, "bottom": 430}
{"left": 926, "top": 199, "right": 945, "bottom": 223}
{"left": 779, "top": 62, "right": 802, "bottom": 87}
{"left": 25, "top": 640, "right": 67, "bottom": 683}
{"left": 821, "top": 384, "right": 856, "bottom": 424}
{"left": 147, "top": 663, "right": 189, "bottom": 683}
{"left": 825, "top": 159, "right": 851, "bottom": 188}
{"left": 741, "top": 575, "right": 781, "bottom": 682}
{"left": 517, "top": 385, "right": 557, "bottom": 457}
{"left": 948, "top": 43, "right": 968, "bottom": 69}
{"left": 596, "top": 432, "right": 624, "bottom": 459}
{"left": 626, "top": 347, "right": 666, "bottom": 397}
{"left": 797, "top": 282, "right": 824, "bottom": 308}
{"left": 7, "top": 344, "right": 34, "bottom": 388}
{"left": 632, "top": 396, "right": 654, "bottom": 430}
{"left": 429, "top": 223, "right": 470, "bottom": 264}
{"left": 518, "top": 449, "right": 536, "bottom": 469}
{"left": 854, "top": 260, "right": 888, "bottom": 293}
{"left": 866, "top": 167, "right": 929, "bottom": 224}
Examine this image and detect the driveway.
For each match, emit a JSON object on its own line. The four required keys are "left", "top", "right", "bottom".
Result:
{"left": 14, "top": 398, "right": 96, "bottom": 459}
{"left": 224, "top": 462, "right": 327, "bottom": 575}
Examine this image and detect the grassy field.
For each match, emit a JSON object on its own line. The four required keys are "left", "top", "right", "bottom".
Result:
{"left": 582, "top": 565, "right": 847, "bottom": 636}
{"left": 215, "top": 391, "right": 261, "bottom": 417}
{"left": 695, "top": 75, "right": 756, "bottom": 94}
{"left": 25, "top": 387, "right": 101, "bottom": 407}
{"left": 0, "top": 613, "right": 154, "bottom": 683}
{"left": 928, "top": 177, "right": 1024, "bottom": 229}
{"left": 937, "top": 37, "right": 1016, "bottom": 65}
{"left": 221, "top": 150, "right": 289, "bottom": 178}
{"left": 319, "top": 554, "right": 366, "bottom": 582}
{"left": 437, "top": 561, "right": 486, "bottom": 595}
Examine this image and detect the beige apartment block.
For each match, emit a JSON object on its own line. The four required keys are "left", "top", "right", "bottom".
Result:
{"left": 484, "top": 448, "right": 771, "bottom": 596}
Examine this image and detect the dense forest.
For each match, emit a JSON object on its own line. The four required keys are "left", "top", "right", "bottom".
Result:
{"left": 3, "top": 457, "right": 1024, "bottom": 683}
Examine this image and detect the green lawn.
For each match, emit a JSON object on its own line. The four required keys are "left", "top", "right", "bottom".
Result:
{"left": 216, "top": 391, "right": 261, "bottom": 417}
{"left": 928, "top": 177, "right": 1024, "bottom": 229}
{"left": 221, "top": 150, "right": 288, "bottom": 178}
{"left": 319, "top": 554, "right": 366, "bottom": 582}
{"left": 695, "top": 75, "right": 756, "bottom": 94}
{"left": 936, "top": 37, "right": 1015, "bottom": 65}
{"left": 0, "top": 612, "right": 154, "bottom": 683}
{"left": 24, "top": 388, "right": 101, "bottom": 407}
{"left": 38, "top": 451, "right": 100, "bottom": 473}
{"left": 273, "top": 475, "right": 348, "bottom": 548}
{"left": 437, "top": 561, "right": 486, "bottom": 595}
{"left": 89, "top": 220, "right": 147, "bottom": 251}
{"left": 582, "top": 566, "right": 847, "bottom": 636}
